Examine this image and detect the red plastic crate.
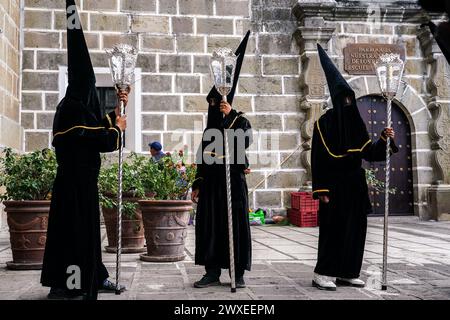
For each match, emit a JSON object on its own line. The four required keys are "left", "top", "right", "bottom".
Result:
{"left": 290, "top": 192, "right": 319, "bottom": 212}
{"left": 288, "top": 209, "right": 318, "bottom": 227}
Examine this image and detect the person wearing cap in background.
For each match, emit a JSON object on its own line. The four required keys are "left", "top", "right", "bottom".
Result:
{"left": 149, "top": 141, "right": 166, "bottom": 162}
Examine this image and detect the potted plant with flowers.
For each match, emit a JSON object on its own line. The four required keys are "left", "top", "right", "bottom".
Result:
{"left": 0, "top": 148, "right": 56, "bottom": 270}
{"left": 139, "top": 149, "right": 197, "bottom": 262}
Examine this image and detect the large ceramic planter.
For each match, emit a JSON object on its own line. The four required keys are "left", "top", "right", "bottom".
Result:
{"left": 139, "top": 200, "right": 192, "bottom": 262}
{"left": 3, "top": 200, "right": 50, "bottom": 270}
{"left": 102, "top": 193, "right": 146, "bottom": 254}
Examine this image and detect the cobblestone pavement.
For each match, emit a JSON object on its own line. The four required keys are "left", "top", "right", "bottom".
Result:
{"left": 1, "top": 217, "right": 450, "bottom": 300}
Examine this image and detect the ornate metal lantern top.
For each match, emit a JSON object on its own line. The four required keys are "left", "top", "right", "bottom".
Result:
{"left": 374, "top": 53, "right": 405, "bottom": 100}
{"left": 106, "top": 44, "right": 138, "bottom": 91}
{"left": 210, "top": 47, "right": 237, "bottom": 100}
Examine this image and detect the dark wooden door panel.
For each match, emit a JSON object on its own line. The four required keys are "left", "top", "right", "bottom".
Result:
{"left": 357, "top": 95, "right": 414, "bottom": 216}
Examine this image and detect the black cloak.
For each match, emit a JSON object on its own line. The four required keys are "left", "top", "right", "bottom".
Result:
{"left": 426, "top": 21, "right": 450, "bottom": 65}
{"left": 418, "top": 0, "right": 450, "bottom": 14}
{"left": 193, "top": 31, "right": 253, "bottom": 275}
{"left": 419, "top": 1, "right": 450, "bottom": 64}
{"left": 312, "top": 44, "right": 398, "bottom": 278}
{"left": 41, "top": 0, "right": 121, "bottom": 300}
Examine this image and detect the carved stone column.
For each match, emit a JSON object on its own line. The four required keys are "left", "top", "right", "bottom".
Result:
{"left": 418, "top": 25, "right": 450, "bottom": 220}
{"left": 293, "top": 2, "right": 336, "bottom": 181}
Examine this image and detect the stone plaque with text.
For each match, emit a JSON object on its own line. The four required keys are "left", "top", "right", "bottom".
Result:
{"left": 344, "top": 44, "right": 405, "bottom": 75}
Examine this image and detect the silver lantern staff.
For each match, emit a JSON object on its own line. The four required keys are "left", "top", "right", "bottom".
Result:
{"left": 210, "top": 48, "right": 238, "bottom": 293}
{"left": 106, "top": 44, "right": 138, "bottom": 295}
{"left": 374, "top": 53, "right": 405, "bottom": 291}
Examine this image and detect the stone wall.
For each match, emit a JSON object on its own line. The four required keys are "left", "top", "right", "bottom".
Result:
{"left": 0, "top": 0, "right": 21, "bottom": 229}
{"left": 0, "top": 0, "right": 21, "bottom": 150}
{"left": 293, "top": 0, "right": 449, "bottom": 219}
{"left": 21, "top": 0, "right": 303, "bottom": 215}
{"left": 18, "top": 0, "right": 450, "bottom": 219}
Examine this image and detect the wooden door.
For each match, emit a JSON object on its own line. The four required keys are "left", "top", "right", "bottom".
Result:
{"left": 357, "top": 95, "right": 414, "bottom": 216}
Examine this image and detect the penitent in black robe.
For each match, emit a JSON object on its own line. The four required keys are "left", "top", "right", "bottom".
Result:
{"left": 41, "top": 0, "right": 121, "bottom": 300}
{"left": 193, "top": 109, "right": 253, "bottom": 274}
{"left": 312, "top": 44, "right": 398, "bottom": 279}
{"left": 41, "top": 102, "right": 121, "bottom": 297}
{"left": 312, "top": 114, "right": 395, "bottom": 279}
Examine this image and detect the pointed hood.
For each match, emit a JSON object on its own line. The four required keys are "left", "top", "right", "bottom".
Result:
{"left": 206, "top": 31, "right": 251, "bottom": 129}
{"left": 316, "top": 43, "right": 370, "bottom": 156}
{"left": 427, "top": 21, "right": 450, "bottom": 65}
{"left": 64, "top": 0, "right": 101, "bottom": 121}
{"left": 66, "top": 0, "right": 95, "bottom": 88}
{"left": 52, "top": 0, "right": 102, "bottom": 138}
{"left": 317, "top": 43, "right": 354, "bottom": 106}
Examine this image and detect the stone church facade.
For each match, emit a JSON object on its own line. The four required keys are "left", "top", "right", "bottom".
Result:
{"left": 0, "top": 0, "right": 449, "bottom": 223}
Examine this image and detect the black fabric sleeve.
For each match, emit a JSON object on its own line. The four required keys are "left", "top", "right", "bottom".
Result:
{"left": 192, "top": 145, "right": 204, "bottom": 191}
{"left": 192, "top": 165, "right": 203, "bottom": 191}
{"left": 228, "top": 112, "right": 253, "bottom": 171}
{"left": 232, "top": 114, "right": 252, "bottom": 148}
{"left": 53, "top": 125, "right": 122, "bottom": 153}
{"left": 77, "top": 126, "right": 122, "bottom": 153}
{"left": 53, "top": 99, "right": 121, "bottom": 153}
{"left": 102, "top": 110, "right": 117, "bottom": 128}
{"left": 362, "top": 131, "right": 398, "bottom": 162}
{"left": 380, "top": 129, "right": 399, "bottom": 153}
{"left": 239, "top": 117, "right": 252, "bottom": 171}
{"left": 311, "top": 122, "right": 331, "bottom": 200}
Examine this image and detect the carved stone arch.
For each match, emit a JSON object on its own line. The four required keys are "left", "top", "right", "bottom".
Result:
{"left": 324, "top": 76, "right": 431, "bottom": 140}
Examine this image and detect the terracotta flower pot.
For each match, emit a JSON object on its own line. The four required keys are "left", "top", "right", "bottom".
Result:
{"left": 3, "top": 200, "right": 50, "bottom": 270}
{"left": 139, "top": 200, "right": 192, "bottom": 262}
{"left": 102, "top": 193, "right": 146, "bottom": 254}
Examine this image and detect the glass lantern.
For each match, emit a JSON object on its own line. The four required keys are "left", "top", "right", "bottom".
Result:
{"left": 374, "top": 53, "right": 405, "bottom": 100}
{"left": 210, "top": 47, "right": 237, "bottom": 101}
{"left": 106, "top": 44, "right": 138, "bottom": 91}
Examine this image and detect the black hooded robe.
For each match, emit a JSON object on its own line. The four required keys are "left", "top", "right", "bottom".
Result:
{"left": 193, "top": 31, "right": 252, "bottom": 276}
{"left": 41, "top": 0, "right": 122, "bottom": 299}
{"left": 420, "top": 0, "right": 450, "bottom": 66}
{"left": 41, "top": 106, "right": 121, "bottom": 297}
{"left": 312, "top": 116, "right": 393, "bottom": 278}
{"left": 193, "top": 108, "right": 253, "bottom": 276}
{"left": 426, "top": 21, "right": 450, "bottom": 65}
{"left": 312, "top": 44, "right": 398, "bottom": 279}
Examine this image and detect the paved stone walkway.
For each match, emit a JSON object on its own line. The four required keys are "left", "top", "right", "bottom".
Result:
{"left": 1, "top": 217, "right": 450, "bottom": 300}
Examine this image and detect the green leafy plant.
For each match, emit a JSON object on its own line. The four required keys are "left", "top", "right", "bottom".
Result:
{"left": 98, "top": 152, "right": 147, "bottom": 219}
{"left": 99, "top": 150, "right": 197, "bottom": 217}
{"left": 0, "top": 148, "right": 57, "bottom": 201}
{"left": 365, "top": 168, "right": 397, "bottom": 195}
{"left": 140, "top": 150, "right": 197, "bottom": 200}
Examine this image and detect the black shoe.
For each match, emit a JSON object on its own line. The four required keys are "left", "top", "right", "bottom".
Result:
{"left": 47, "top": 288, "right": 84, "bottom": 300}
{"left": 194, "top": 275, "right": 221, "bottom": 288}
{"left": 236, "top": 277, "right": 246, "bottom": 289}
{"left": 99, "top": 279, "right": 126, "bottom": 293}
